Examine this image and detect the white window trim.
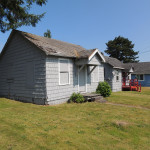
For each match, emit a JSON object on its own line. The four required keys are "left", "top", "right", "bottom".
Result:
{"left": 115, "top": 70, "right": 119, "bottom": 82}
{"left": 92, "top": 66, "right": 99, "bottom": 82}
{"left": 58, "top": 58, "right": 70, "bottom": 85}
{"left": 136, "top": 74, "right": 144, "bottom": 81}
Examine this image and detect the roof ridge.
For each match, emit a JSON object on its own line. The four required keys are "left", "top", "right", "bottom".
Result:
{"left": 15, "top": 29, "right": 86, "bottom": 49}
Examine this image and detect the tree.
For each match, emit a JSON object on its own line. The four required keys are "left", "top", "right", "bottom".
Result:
{"left": 105, "top": 36, "right": 139, "bottom": 63}
{"left": 44, "top": 29, "right": 51, "bottom": 38}
{"left": 0, "top": 0, "right": 47, "bottom": 33}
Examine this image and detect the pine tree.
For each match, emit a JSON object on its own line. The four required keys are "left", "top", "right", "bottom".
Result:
{"left": 44, "top": 29, "right": 51, "bottom": 38}
{"left": 105, "top": 36, "right": 139, "bottom": 63}
{"left": 0, "top": 0, "right": 47, "bottom": 33}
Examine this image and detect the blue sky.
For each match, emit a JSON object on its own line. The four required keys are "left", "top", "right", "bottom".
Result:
{"left": 0, "top": 0, "right": 150, "bottom": 62}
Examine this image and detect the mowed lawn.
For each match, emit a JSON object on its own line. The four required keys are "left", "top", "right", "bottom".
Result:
{"left": 0, "top": 88, "right": 150, "bottom": 150}
{"left": 107, "top": 87, "right": 150, "bottom": 109}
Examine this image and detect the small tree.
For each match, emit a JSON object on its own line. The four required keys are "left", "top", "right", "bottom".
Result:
{"left": 44, "top": 29, "right": 52, "bottom": 38}
{"left": 0, "top": 0, "right": 47, "bottom": 33}
{"left": 105, "top": 36, "right": 139, "bottom": 63}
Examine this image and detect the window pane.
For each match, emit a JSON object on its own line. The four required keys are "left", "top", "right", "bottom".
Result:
{"left": 60, "top": 72, "right": 69, "bottom": 84}
{"left": 116, "top": 76, "right": 119, "bottom": 81}
{"left": 60, "top": 60, "right": 68, "bottom": 72}
{"left": 140, "top": 75, "right": 143, "bottom": 80}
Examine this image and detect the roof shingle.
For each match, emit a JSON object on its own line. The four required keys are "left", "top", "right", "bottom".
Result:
{"left": 18, "top": 30, "right": 94, "bottom": 58}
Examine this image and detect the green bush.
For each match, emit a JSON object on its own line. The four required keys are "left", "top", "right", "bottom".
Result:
{"left": 96, "top": 81, "right": 111, "bottom": 97}
{"left": 69, "top": 93, "right": 85, "bottom": 103}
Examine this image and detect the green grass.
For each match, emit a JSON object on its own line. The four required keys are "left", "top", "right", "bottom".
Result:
{"left": 0, "top": 88, "right": 150, "bottom": 150}
{"left": 106, "top": 87, "right": 150, "bottom": 108}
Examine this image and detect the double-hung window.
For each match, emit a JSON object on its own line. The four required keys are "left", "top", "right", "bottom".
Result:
{"left": 59, "top": 59, "right": 70, "bottom": 85}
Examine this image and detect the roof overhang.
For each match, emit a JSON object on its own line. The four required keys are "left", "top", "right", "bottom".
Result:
{"left": 88, "top": 48, "right": 105, "bottom": 62}
{"left": 113, "top": 67, "right": 125, "bottom": 70}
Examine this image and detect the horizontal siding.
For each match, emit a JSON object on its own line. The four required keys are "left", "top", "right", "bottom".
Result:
{"left": 0, "top": 33, "right": 46, "bottom": 104}
{"left": 104, "top": 63, "right": 122, "bottom": 92}
{"left": 88, "top": 54, "right": 101, "bottom": 65}
{"left": 46, "top": 56, "right": 104, "bottom": 104}
{"left": 111, "top": 69, "right": 122, "bottom": 92}
{"left": 131, "top": 74, "right": 150, "bottom": 87}
{"left": 87, "top": 65, "right": 104, "bottom": 92}
{"left": 46, "top": 57, "right": 78, "bottom": 104}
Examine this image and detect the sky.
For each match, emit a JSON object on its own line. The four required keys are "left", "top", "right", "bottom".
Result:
{"left": 0, "top": 0, "right": 150, "bottom": 62}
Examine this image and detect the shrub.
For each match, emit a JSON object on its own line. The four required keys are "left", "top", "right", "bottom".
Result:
{"left": 96, "top": 81, "right": 111, "bottom": 97}
{"left": 69, "top": 92, "right": 85, "bottom": 103}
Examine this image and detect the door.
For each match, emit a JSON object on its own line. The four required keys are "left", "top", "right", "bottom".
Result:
{"left": 79, "top": 66, "right": 86, "bottom": 92}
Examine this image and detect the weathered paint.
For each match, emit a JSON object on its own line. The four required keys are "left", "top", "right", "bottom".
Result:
{"left": 103, "top": 63, "right": 122, "bottom": 92}
{"left": 45, "top": 56, "right": 104, "bottom": 105}
{"left": 131, "top": 74, "right": 150, "bottom": 87}
{"left": 0, "top": 32, "right": 47, "bottom": 104}
{"left": 0, "top": 33, "right": 105, "bottom": 105}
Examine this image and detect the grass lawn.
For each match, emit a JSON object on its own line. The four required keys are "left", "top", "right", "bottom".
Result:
{"left": 106, "top": 87, "right": 150, "bottom": 109}
{"left": 0, "top": 88, "right": 150, "bottom": 150}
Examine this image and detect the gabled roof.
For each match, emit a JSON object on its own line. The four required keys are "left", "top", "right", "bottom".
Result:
{"left": 124, "top": 62, "right": 150, "bottom": 74}
{"left": 104, "top": 56, "right": 124, "bottom": 69}
{"left": 0, "top": 30, "right": 105, "bottom": 62}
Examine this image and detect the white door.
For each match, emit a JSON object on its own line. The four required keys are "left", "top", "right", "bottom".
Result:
{"left": 79, "top": 66, "right": 86, "bottom": 92}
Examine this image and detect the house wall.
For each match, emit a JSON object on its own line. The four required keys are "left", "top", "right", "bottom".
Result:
{"left": 111, "top": 69, "right": 122, "bottom": 92}
{"left": 45, "top": 56, "right": 104, "bottom": 105}
{"left": 131, "top": 74, "right": 150, "bottom": 87}
{"left": 103, "top": 63, "right": 122, "bottom": 92}
{"left": 0, "top": 33, "right": 47, "bottom": 104}
{"left": 87, "top": 64, "right": 104, "bottom": 93}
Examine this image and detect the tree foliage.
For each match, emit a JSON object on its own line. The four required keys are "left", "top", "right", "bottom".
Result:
{"left": 0, "top": 0, "right": 47, "bottom": 33}
{"left": 105, "top": 36, "right": 139, "bottom": 63}
{"left": 44, "top": 29, "right": 51, "bottom": 38}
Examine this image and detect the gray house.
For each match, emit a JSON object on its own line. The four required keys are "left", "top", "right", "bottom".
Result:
{"left": 103, "top": 56, "right": 134, "bottom": 92}
{"left": 0, "top": 30, "right": 105, "bottom": 105}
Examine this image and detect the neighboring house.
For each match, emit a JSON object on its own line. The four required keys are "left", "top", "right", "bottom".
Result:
{"left": 103, "top": 56, "right": 133, "bottom": 92}
{"left": 0, "top": 30, "right": 105, "bottom": 105}
{"left": 125, "top": 62, "right": 150, "bottom": 87}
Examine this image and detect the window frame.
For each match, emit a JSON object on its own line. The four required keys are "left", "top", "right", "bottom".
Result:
{"left": 136, "top": 74, "right": 144, "bottom": 81}
{"left": 116, "top": 70, "right": 119, "bottom": 82}
{"left": 92, "top": 66, "right": 99, "bottom": 83}
{"left": 58, "top": 58, "right": 70, "bottom": 85}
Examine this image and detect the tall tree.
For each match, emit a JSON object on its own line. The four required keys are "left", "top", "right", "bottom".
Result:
{"left": 44, "top": 29, "right": 51, "bottom": 38}
{"left": 105, "top": 36, "right": 139, "bottom": 63}
{"left": 0, "top": 0, "right": 47, "bottom": 33}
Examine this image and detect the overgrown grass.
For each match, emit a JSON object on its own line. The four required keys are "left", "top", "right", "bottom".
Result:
{"left": 106, "top": 87, "right": 150, "bottom": 108}
{"left": 0, "top": 88, "right": 150, "bottom": 150}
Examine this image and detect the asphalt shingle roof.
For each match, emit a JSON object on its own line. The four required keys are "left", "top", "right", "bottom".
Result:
{"left": 17, "top": 30, "right": 95, "bottom": 58}
{"left": 124, "top": 62, "right": 150, "bottom": 74}
{"left": 104, "top": 56, "right": 124, "bottom": 69}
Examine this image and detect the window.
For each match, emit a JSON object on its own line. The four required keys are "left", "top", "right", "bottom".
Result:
{"left": 59, "top": 59, "right": 70, "bottom": 85}
{"left": 116, "top": 70, "right": 119, "bottom": 81}
{"left": 136, "top": 74, "right": 144, "bottom": 81}
{"left": 93, "top": 66, "right": 99, "bottom": 82}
